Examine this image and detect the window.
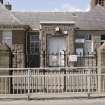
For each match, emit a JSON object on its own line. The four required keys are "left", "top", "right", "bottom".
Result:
{"left": 30, "top": 35, "right": 39, "bottom": 54}
{"left": 101, "top": 34, "right": 105, "bottom": 45}
{"left": 2, "top": 31, "right": 12, "bottom": 46}
{"left": 96, "top": 0, "right": 105, "bottom": 6}
{"left": 75, "top": 38, "right": 85, "bottom": 43}
{"left": 99, "top": 0, "right": 104, "bottom": 6}
{"left": 85, "top": 40, "right": 94, "bottom": 54}
{"left": 101, "top": 34, "right": 105, "bottom": 40}
{"left": 84, "top": 34, "right": 94, "bottom": 55}
{"left": 85, "top": 34, "right": 91, "bottom": 40}
{"left": 76, "top": 48, "right": 83, "bottom": 56}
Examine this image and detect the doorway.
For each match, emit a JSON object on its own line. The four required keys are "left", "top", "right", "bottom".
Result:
{"left": 48, "top": 37, "right": 66, "bottom": 67}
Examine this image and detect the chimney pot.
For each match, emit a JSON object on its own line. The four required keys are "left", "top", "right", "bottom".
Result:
{"left": 0, "top": 0, "right": 3, "bottom": 4}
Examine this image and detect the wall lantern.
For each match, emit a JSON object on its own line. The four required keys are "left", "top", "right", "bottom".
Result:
{"left": 55, "top": 26, "right": 60, "bottom": 32}
{"left": 64, "top": 31, "right": 68, "bottom": 35}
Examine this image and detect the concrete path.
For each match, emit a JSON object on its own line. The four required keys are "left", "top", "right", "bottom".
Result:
{"left": 0, "top": 98, "right": 105, "bottom": 105}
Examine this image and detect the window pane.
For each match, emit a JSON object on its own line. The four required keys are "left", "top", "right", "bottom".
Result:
{"left": 84, "top": 40, "right": 94, "bottom": 54}
{"left": 75, "top": 39, "right": 85, "bottom": 43}
{"left": 76, "top": 48, "right": 83, "bottom": 56}
{"left": 30, "top": 35, "right": 39, "bottom": 43}
{"left": 2, "top": 31, "right": 12, "bottom": 46}
{"left": 85, "top": 34, "right": 91, "bottom": 40}
{"left": 30, "top": 35, "right": 39, "bottom": 54}
{"left": 101, "top": 34, "right": 105, "bottom": 40}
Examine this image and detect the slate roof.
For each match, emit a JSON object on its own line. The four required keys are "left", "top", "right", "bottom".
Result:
{"left": 0, "top": 3, "right": 22, "bottom": 26}
{"left": 76, "top": 5, "right": 105, "bottom": 30}
{"left": 0, "top": 4, "right": 104, "bottom": 30}
{"left": 13, "top": 11, "right": 80, "bottom": 29}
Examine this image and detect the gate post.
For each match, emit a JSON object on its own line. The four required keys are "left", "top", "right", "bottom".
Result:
{"left": 98, "top": 66, "right": 101, "bottom": 94}
{"left": 27, "top": 68, "right": 31, "bottom": 100}
{"left": 63, "top": 69, "right": 66, "bottom": 92}
{"left": 43, "top": 68, "right": 47, "bottom": 92}
{"left": 97, "top": 48, "right": 102, "bottom": 94}
{"left": 87, "top": 69, "right": 91, "bottom": 98}
{"left": 0, "top": 44, "right": 11, "bottom": 94}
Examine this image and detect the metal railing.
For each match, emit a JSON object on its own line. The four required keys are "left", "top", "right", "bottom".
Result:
{"left": 26, "top": 52, "right": 97, "bottom": 67}
{"left": 0, "top": 67, "right": 104, "bottom": 99}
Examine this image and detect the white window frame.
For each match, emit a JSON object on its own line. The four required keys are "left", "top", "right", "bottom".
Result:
{"left": 2, "top": 31, "right": 12, "bottom": 46}
{"left": 75, "top": 38, "right": 85, "bottom": 43}
{"left": 76, "top": 48, "right": 83, "bottom": 56}
{"left": 30, "top": 35, "right": 39, "bottom": 54}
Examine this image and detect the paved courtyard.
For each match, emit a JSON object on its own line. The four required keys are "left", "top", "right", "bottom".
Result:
{"left": 0, "top": 98, "right": 105, "bottom": 105}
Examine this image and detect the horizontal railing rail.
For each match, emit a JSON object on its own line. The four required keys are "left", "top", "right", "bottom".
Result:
{"left": 0, "top": 66, "right": 102, "bottom": 70}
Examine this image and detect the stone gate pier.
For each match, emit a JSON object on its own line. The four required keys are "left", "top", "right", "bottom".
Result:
{"left": 0, "top": 44, "right": 12, "bottom": 94}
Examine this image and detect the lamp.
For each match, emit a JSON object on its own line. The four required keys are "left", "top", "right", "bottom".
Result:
{"left": 55, "top": 26, "right": 60, "bottom": 32}
{"left": 64, "top": 31, "right": 68, "bottom": 35}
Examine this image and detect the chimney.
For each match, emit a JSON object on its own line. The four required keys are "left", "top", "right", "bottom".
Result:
{"left": 0, "top": 0, "right": 3, "bottom": 4}
{"left": 5, "top": 2, "right": 12, "bottom": 10}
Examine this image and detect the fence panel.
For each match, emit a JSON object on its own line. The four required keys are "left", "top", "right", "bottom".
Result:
{"left": 0, "top": 67, "right": 104, "bottom": 99}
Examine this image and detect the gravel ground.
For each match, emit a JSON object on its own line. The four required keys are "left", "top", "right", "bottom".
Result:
{"left": 0, "top": 98, "right": 105, "bottom": 105}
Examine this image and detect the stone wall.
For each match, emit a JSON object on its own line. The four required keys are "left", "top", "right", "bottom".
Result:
{"left": 97, "top": 43, "right": 105, "bottom": 92}
{"left": 0, "top": 44, "right": 11, "bottom": 94}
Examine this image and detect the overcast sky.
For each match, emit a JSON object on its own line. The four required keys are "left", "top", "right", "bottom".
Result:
{"left": 8, "top": 0, "right": 90, "bottom": 11}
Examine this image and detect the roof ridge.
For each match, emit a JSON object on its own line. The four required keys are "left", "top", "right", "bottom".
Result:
{"left": 12, "top": 11, "right": 84, "bottom": 14}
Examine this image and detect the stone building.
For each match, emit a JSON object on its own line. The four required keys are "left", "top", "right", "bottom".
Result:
{"left": 0, "top": 0, "right": 105, "bottom": 68}
{"left": 0, "top": 0, "right": 105, "bottom": 94}
{"left": 13, "top": 5, "right": 105, "bottom": 67}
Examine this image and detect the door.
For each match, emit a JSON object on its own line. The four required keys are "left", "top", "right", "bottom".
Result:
{"left": 48, "top": 37, "right": 66, "bottom": 67}
{"left": 27, "top": 33, "right": 40, "bottom": 67}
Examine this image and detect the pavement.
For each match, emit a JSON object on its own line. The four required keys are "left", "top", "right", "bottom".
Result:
{"left": 0, "top": 98, "right": 105, "bottom": 105}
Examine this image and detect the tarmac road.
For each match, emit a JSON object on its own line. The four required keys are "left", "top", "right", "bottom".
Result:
{"left": 0, "top": 98, "right": 105, "bottom": 105}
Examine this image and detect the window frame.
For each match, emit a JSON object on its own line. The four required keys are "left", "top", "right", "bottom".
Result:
{"left": 29, "top": 35, "right": 40, "bottom": 54}
{"left": 2, "top": 30, "right": 12, "bottom": 46}
{"left": 76, "top": 48, "right": 84, "bottom": 56}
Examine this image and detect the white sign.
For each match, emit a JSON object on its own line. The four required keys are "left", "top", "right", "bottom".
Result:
{"left": 75, "top": 39, "right": 85, "bottom": 43}
{"left": 69, "top": 55, "right": 77, "bottom": 62}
